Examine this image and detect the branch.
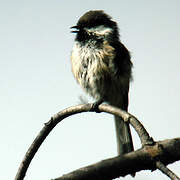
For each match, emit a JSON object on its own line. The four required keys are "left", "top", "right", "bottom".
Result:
{"left": 52, "top": 138, "right": 180, "bottom": 180}
{"left": 15, "top": 104, "right": 94, "bottom": 180}
{"left": 15, "top": 104, "right": 180, "bottom": 180}
{"left": 156, "top": 161, "right": 180, "bottom": 180}
{"left": 98, "top": 104, "right": 154, "bottom": 146}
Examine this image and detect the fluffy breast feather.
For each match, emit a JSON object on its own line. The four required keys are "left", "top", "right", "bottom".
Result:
{"left": 71, "top": 40, "right": 125, "bottom": 103}
{"left": 71, "top": 41, "right": 115, "bottom": 80}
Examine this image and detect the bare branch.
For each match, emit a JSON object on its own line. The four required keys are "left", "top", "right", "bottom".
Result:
{"left": 15, "top": 104, "right": 93, "bottom": 180}
{"left": 98, "top": 104, "right": 154, "bottom": 145}
{"left": 14, "top": 104, "right": 180, "bottom": 180}
{"left": 156, "top": 161, "right": 180, "bottom": 180}
{"left": 52, "top": 138, "right": 180, "bottom": 180}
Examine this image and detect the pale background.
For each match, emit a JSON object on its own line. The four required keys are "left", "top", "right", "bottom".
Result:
{"left": 1, "top": 0, "right": 180, "bottom": 179}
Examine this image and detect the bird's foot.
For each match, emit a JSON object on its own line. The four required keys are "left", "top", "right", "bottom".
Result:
{"left": 90, "top": 100, "right": 103, "bottom": 113}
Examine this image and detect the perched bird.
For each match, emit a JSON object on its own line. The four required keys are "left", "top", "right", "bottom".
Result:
{"left": 70, "top": 10, "right": 134, "bottom": 160}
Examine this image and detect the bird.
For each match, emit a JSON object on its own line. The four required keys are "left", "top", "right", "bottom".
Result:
{"left": 70, "top": 10, "right": 134, "bottom": 164}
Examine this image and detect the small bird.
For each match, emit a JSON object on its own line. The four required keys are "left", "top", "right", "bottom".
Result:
{"left": 70, "top": 10, "right": 134, "bottom": 160}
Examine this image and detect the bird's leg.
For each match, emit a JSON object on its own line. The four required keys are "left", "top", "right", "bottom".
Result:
{"left": 90, "top": 99, "right": 103, "bottom": 113}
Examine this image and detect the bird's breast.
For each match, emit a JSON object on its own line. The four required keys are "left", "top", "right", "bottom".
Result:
{"left": 71, "top": 41, "right": 120, "bottom": 101}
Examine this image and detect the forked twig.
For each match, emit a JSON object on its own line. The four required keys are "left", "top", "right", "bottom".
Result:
{"left": 15, "top": 103, "right": 180, "bottom": 180}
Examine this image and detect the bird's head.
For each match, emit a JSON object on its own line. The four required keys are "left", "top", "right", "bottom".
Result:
{"left": 71, "top": 10, "right": 119, "bottom": 43}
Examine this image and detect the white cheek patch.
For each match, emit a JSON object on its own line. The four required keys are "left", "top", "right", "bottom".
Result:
{"left": 85, "top": 25, "right": 113, "bottom": 36}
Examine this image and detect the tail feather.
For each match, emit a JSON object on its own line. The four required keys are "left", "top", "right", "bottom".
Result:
{"left": 114, "top": 115, "right": 134, "bottom": 155}
{"left": 114, "top": 115, "right": 135, "bottom": 177}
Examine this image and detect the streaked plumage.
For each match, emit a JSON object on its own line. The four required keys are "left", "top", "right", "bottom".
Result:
{"left": 71, "top": 10, "right": 134, "bottom": 160}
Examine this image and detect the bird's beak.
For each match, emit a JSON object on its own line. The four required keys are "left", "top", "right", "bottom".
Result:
{"left": 70, "top": 26, "right": 79, "bottom": 33}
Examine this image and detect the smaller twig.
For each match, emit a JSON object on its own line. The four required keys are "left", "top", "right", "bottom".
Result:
{"left": 129, "top": 116, "right": 154, "bottom": 146}
{"left": 156, "top": 161, "right": 180, "bottom": 180}
{"left": 15, "top": 104, "right": 93, "bottom": 180}
{"left": 99, "top": 104, "right": 154, "bottom": 146}
{"left": 15, "top": 103, "right": 180, "bottom": 180}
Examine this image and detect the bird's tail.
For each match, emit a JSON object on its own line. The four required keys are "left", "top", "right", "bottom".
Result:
{"left": 114, "top": 115, "right": 135, "bottom": 177}
{"left": 114, "top": 115, "right": 134, "bottom": 155}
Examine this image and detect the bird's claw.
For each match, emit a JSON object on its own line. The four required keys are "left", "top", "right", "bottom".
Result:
{"left": 90, "top": 100, "right": 103, "bottom": 113}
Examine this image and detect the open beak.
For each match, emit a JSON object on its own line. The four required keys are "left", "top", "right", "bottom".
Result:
{"left": 70, "top": 26, "right": 79, "bottom": 33}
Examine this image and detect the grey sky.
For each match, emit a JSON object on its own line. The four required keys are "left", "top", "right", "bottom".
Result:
{"left": 1, "top": 0, "right": 180, "bottom": 179}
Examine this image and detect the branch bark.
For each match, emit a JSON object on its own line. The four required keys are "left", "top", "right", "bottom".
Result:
{"left": 52, "top": 138, "right": 180, "bottom": 180}
{"left": 156, "top": 161, "right": 180, "bottom": 180}
{"left": 14, "top": 104, "right": 180, "bottom": 180}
